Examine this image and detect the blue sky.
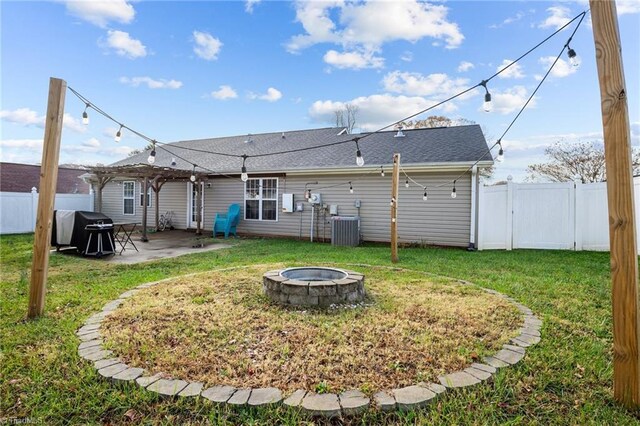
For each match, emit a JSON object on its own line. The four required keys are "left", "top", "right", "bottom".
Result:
{"left": 1, "top": 0, "right": 639, "bottom": 182}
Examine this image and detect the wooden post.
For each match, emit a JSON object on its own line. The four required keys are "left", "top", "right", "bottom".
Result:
{"left": 590, "top": 0, "right": 640, "bottom": 408}
{"left": 93, "top": 175, "right": 112, "bottom": 212}
{"left": 141, "top": 177, "right": 149, "bottom": 242}
{"left": 391, "top": 153, "right": 400, "bottom": 263}
{"left": 28, "top": 77, "right": 66, "bottom": 319}
{"left": 151, "top": 176, "right": 164, "bottom": 231}
{"left": 196, "top": 179, "right": 202, "bottom": 235}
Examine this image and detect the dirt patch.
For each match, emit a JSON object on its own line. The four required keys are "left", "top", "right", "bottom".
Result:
{"left": 101, "top": 264, "right": 520, "bottom": 394}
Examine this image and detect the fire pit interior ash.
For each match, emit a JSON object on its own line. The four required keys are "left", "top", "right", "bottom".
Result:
{"left": 263, "top": 267, "right": 365, "bottom": 307}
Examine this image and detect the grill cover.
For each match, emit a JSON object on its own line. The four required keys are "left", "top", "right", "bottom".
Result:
{"left": 52, "top": 210, "right": 114, "bottom": 255}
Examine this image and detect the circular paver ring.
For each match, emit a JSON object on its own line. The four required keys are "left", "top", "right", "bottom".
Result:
{"left": 76, "top": 265, "right": 542, "bottom": 417}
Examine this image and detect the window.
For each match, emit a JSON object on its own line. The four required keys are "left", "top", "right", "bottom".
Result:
{"left": 139, "top": 183, "right": 152, "bottom": 207}
{"left": 123, "top": 181, "right": 135, "bottom": 215}
{"left": 244, "top": 178, "right": 278, "bottom": 221}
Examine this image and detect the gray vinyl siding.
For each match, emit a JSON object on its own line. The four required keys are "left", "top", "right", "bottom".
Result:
{"left": 98, "top": 172, "right": 471, "bottom": 247}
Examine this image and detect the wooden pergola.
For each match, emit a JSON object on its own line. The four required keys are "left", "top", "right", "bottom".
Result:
{"left": 86, "top": 164, "right": 208, "bottom": 241}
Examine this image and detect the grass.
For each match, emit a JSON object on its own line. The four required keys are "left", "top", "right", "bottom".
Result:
{"left": 101, "top": 265, "right": 519, "bottom": 393}
{"left": 0, "top": 233, "right": 639, "bottom": 425}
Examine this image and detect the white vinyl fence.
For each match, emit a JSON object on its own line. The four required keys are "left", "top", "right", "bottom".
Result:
{"left": 478, "top": 179, "right": 640, "bottom": 251}
{"left": 0, "top": 188, "right": 94, "bottom": 234}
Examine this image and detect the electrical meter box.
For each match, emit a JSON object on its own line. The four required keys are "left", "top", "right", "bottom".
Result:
{"left": 282, "top": 193, "right": 294, "bottom": 213}
{"left": 295, "top": 202, "right": 304, "bottom": 212}
{"left": 329, "top": 204, "right": 338, "bottom": 215}
{"left": 309, "top": 193, "right": 322, "bottom": 204}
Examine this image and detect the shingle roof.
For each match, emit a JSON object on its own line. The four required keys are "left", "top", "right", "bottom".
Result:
{"left": 0, "top": 162, "right": 90, "bottom": 193}
{"left": 110, "top": 125, "right": 492, "bottom": 174}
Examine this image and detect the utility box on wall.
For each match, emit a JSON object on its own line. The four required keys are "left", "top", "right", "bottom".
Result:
{"left": 282, "top": 193, "right": 294, "bottom": 213}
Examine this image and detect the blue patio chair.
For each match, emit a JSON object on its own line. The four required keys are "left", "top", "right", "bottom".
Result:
{"left": 213, "top": 203, "right": 240, "bottom": 238}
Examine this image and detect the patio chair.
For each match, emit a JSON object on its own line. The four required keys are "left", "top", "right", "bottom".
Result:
{"left": 213, "top": 203, "right": 240, "bottom": 238}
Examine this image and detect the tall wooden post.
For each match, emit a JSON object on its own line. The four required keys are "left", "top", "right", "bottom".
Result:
{"left": 141, "top": 177, "right": 149, "bottom": 242}
{"left": 391, "top": 153, "right": 400, "bottom": 263}
{"left": 28, "top": 77, "right": 66, "bottom": 319}
{"left": 590, "top": 0, "right": 640, "bottom": 408}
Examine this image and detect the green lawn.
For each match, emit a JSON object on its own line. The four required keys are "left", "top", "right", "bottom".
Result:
{"left": 1, "top": 233, "right": 639, "bottom": 425}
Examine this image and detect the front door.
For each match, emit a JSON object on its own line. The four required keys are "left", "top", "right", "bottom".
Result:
{"left": 187, "top": 182, "right": 205, "bottom": 228}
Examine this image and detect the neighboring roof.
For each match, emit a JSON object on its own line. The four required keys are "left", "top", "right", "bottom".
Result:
{"left": 110, "top": 125, "right": 492, "bottom": 174}
{"left": 0, "top": 162, "right": 91, "bottom": 194}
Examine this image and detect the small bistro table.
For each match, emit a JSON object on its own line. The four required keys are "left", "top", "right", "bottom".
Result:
{"left": 112, "top": 222, "right": 139, "bottom": 255}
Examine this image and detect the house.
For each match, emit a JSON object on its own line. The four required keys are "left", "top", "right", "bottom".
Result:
{"left": 86, "top": 125, "right": 493, "bottom": 248}
{"left": 0, "top": 162, "right": 90, "bottom": 194}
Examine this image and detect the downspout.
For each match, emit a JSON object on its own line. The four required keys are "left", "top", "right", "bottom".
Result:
{"left": 468, "top": 166, "right": 478, "bottom": 251}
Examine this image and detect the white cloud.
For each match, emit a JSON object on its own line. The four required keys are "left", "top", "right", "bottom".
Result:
{"left": 0, "top": 139, "right": 43, "bottom": 149}
{"left": 489, "top": 86, "right": 536, "bottom": 115}
{"left": 104, "top": 30, "right": 147, "bottom": 58}
{"left": 119, "top": 76, "right": 183, "bottom": 89}
{"left": 496, "top": 59, "right": 525, "bottom": 79}
{"left": 489, "top": 11, "right": 528, "bottom": 29}
{"left": 1, "top": 108, "right": 85, "bottom": 133}
{"left": 0, "top": 108, "right": 44, "bottom": 127}
{"left": 192, "top": 30, "right": 222, "bottom": 60}
{"left": 457, "top": 61, "right": 474, "bottom": 72}
{"left": 539, "top": 56, "right": 577, "bottom": 78}
{"left": 245, "top": 0, "right": 261, "bottom": 13}
{"left": 65, "top": 0, "right": 135, "bottom": 28}
{"left": 210, "top": 85, "right": 238, "bottom": 100}
{"left": 400, "top": 51, "right": 413, "bottom": 62}
{"left": 323, "top": 49, "right": 384, "bottom": 69}
{"left": 82, "top": 138, "right": 101, "bottom": 148}
{"left": 62, "top": 113, "right": 87, "bottom": 133}
{"left": 538, "top": 6, "right": 571, "bottom": 30}
{"left": 309, "top": 94, "right": 454, "bottom": 131}
{"left": 287, "top": 0, "right": 464, "bottom": 53}
{"left": 382, "top": 71, "right": 470, "bottom": 98}
{"left": 249, "top": 87, "right": 283, "bottom": 102}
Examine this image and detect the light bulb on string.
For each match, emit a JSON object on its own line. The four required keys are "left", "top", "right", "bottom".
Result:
{"left": 241, "top": 155, "right": 249, "bottom": 182}
{"left": 170, "top": 157, "right": 177, "bottom": 167}
{"left": 355, "top": 140, "right": 365, "bottom": 166}
{"left": 190, "top": 165, "right": 197, "bottom": 182}
{"left": 349, "top": 182, "right": 353, "bottom": 194}
{"left": 480, "top": 80, "right": 492, "bottom": 113}
{"left": 423, "top": 188, "right": 428, "bottom": 201}
{"left": 82, "top": 103, "right": 90, "bottom": 125}
{"left": 496, "top": 140, "right": 505, "bottom": 163}
{"left": 115, "top": 125, "right": 122, "bottom": 143}
{"left": 147, "top": 141, "right": 157, "bottom": 165}
{"left": 567, "top": 46, "right": 581, "bottom": 68}
{"left": 451, "top": 181, "right": 457, "bottom": 199}
{"left": 390, "top": 197, "right": 395, "bottom": 207}
{"left": 405, "top": 178, "right": 409, "bottom": 188}
{"left": 380, "top": 166, "right": 385, "bottom": 177}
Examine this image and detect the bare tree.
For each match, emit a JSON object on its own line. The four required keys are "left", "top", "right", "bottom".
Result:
{"left": 397, "top": 115, "right": 475, "bottom": 129}
{"left": 127, "top": 142, "right": 155, "bottom": 157}
{"left": 527, "top": 140, "right": 640, "bottom": 183}
{"left": 334, "top": 103, "right": 358, "bottom": 134}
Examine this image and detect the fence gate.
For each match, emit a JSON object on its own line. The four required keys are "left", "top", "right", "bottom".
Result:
{"left": 512, "top": 182, "right": 575, "bottom": 250}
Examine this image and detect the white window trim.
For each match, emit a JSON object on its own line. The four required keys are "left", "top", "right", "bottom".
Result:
{"left": 139, "top": 182, "right": 152, "bottom": 208}
{"left": 244, "top": 177, "right": 278, "bottom": 222}
{"left": 123, "top": 181, "right": 135, "bottom": 216}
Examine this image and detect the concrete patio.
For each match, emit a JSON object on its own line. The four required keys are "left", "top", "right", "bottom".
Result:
{"left": 52, "top": 230, "right": 233, "bottom": 265}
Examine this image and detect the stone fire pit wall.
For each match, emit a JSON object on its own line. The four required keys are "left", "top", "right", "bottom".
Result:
{"left": 263, "top": 268, "right": 365, "bottom": 307}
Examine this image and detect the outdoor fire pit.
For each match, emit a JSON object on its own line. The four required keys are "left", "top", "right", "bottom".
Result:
{"left": 262, "top": 267, "right": 365, "bottom": 307}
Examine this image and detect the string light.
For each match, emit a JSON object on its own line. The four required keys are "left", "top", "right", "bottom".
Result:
{"left": 423, "top": 187, "right": 428, "bottom": 201}
{"left": 405, "top": 178, "right": 409, "bottom": 188}
{"left": 390, "top": 197, "right": 395, "bottom": 206}
{"left": 380, "top": 166, "right": 385, "bottom": 177}
{"left": 355, "top": 139, "right": 365, "bottom": 167}
{"left": 496, "top": 140, "right": 505, "bottom": 163}
{"left": 115, "top": 125, "right": 123, "bottom": 143}
{"left": 349, "top": 182, "right": 353, "bottom": 194}
{"left": 451, "top": 181, "right": 457, "bottom": 199}
{"left": 171, "top": 157, "right": 177, "bottom": 167}
{"left": 190, "top": 165, "right": 196, "bottom": 182}
{"left": 147, "top": 141, "right": 157, "bottom": 165}
{"left": 240, "top": 155, "right": 249, "bottom": 182}
{"left": 566, "top": 43, "right": 581, "bottom": 68}
{"left": 82, "top": 103, "right": 89, "bottom": 125}
{"left": 480, "top": 80, "right": 492, "bottom": 113}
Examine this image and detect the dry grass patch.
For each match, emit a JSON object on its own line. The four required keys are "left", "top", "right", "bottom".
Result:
{"left": 101, "top": 264, "right": 520, "bottom": 394}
